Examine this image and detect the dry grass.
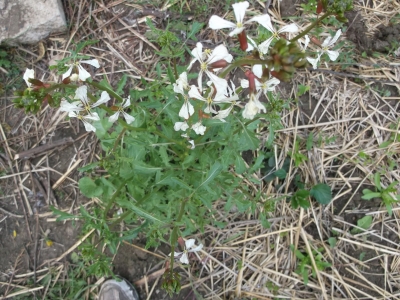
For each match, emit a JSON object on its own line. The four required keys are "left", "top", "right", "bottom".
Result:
{"left": 1, "top": 0, "right": 400, "bottom": 299}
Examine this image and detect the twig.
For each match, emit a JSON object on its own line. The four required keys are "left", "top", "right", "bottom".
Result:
{"left": 14, "top": 137, "right": 74, "bottom": 160}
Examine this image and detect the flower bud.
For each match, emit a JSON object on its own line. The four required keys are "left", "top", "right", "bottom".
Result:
{"left": 244, "top": 70, "right": 256, "bottom": 93}
{"left": 316, "top": 1, "right": 323, "bottom": 14}
{"left": 208, "top": 59, "right": 228, "bottom": 69}
{"left": 238, "top": 31, "right": 248, "bottom": 51}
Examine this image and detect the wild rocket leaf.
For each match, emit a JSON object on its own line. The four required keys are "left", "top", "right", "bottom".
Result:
{"left": 196, "top": 162, "right": 223, "bottom": 190}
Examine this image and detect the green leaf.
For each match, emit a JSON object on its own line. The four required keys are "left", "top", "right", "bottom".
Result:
{"left": 248, "top": 154, "right": 265, "bottom": 173}
{"left": 238, "top": 125, "right": 259, "bottom": 151}
{"left": 274, "top": 168, "right": 287, "bottom": 179}
{"left": 310, "top": 183, "right": 332, "bottom": 205}
{"left": 297, "top": 84, "right": 310, "bottom": 96}
{"left": 328, "top": 237, "right": 337, "bottom": 248}
{"left": 187, "top": 22, "right": 204, "bottom": 41}
{"left": 132, "top": 162, "right": 162, "bottom": 174}
{"left": 78, "top": 162, "right": 99, "bottom": 172}
{"left": 115, "top": 74, "right": 128, "bottom": 95}
{"left": 373, "top": 173, "right": 382, "bottom": 191}
{"left": 351, "top": 215, "right": 372, "bottom": 234}
{"left": 235, "top": 155, "right": 246, "bottom": 174}
{"left": 306, "top": 132, "right": 314, "bottom": 151}
{"left": 197, "top": 162, "right": 223, "bottom": 190}
{"left": 171, "top": 177, "right": 192, "bottom": 191}
{"left": 379, "top": 141, "right": 391, "bottom": 148}
{"left": 291, "top": 189, "right": 310, "bottom": 209}
{"left": 50, "top": 207, "right": 79, "bottom": 221}
{"left": 361, "top": 191, "right": 381, "bottom": 200}
{"left": 119, "top": 199, "right": 165, "bottom": 224}
{"left": 79, "top": 177, "right": 103, "bottom": 198}
{"left": 74, "top": 40, "right": 99, "bottom": 56}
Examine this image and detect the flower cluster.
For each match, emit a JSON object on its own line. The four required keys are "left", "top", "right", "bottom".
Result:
{"left": 171, "top": 0, "right": 343, "bottom": 140}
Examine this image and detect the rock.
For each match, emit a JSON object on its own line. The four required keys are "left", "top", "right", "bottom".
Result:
{"left": 0, "top": 0, "right": 67, "bottom": 46}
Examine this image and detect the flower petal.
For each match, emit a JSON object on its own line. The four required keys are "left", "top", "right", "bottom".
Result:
{"left": 258, "top": 37, "right": 274, "bottom": 54}
{"left": 209, "top": 15, "right": 236, "bottom": 30}
{"left": 278, "top": 23, "right": 298, "bottom": 34}
{"left": 84, "top": 112, "right": 100, "bottom": 121}
{"left": 108, "top": 112, "right": 120, "bottom": 123}
{"left": 232, "top": 1, "right": 249, "bottom": 24}
{"left": 207, "top": 44, "right": 232, "bottom": 64}
{"left": 23, "top": 69, "right": 34, "bottom": 87}
{"left": 82, "top": 121, "right": 96, "bottom": 132}
{"left": 62, "top": 65, "right": 73, "bottom": 80}
{"left": 252, "top": 64, "right": 263, "bottom": 78}
{"left": 328, "top": 29, "right": 341, "bottom": 47}
{"left": 77, "top": 64, "right": 92, "bottom": 81}
{"left": 179, "top": 101, "right": 195, "bottom": 119}
{"left": 326, "top": 50, "right": 339, "bottom": 61}
{"left": 188, "top": 85, "right": 205, "bottom": 101}
{"left": 173, "top": 251, "right": 182, "bottom": 257}
{"left": 189, "top": 243, "right": 203, "bottom": 252}
{"left": 306, "top": 56, "right": 320, "bottom": 69}
{"left": 241, "top": 79, "right": 249, "bottom": 88}
{"left": 248, "top": 14, "right": 274, "bottom": 33}
{"left": 304, "top": 35, "right": 310, "bottom": 50}
{"left": 92, "top": 91, "right": 110, "bottom": 107}
{"left": 75, "top": 85, "right": 89, "bottom": 103}
{"left": 123, "top": 96, "right": 131, "bottom": 108}
{"left": 206, "top": 72, "right": 228, "bottom": 97}
{"left": 122, "top": 112, "right": 135, "bottom": 124}
{"left": 188, "top": 140, "right": 195, "bottom": 149}
{"left": 180, "top": 253, "right": 189, "bottom": 264}
{"left": 60, "top": 100, "right": 82, "bottom": 112}
{"left": 80, "top": 59, "right": 100, "bottom": 68}
{"left": 192, "top": 122, "right": 206, "bottom": 135}
{"left": 213, "top": 106, "right": 233, "bottom": 122}
{"left": 174, "top": 121, "right": 189, "bottom": 131}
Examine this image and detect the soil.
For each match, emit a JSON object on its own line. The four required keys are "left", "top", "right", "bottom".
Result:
{"left": 345, "top": 10, "right": 400, "bottom": 55}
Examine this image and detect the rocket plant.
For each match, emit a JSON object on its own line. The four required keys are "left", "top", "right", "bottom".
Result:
{"left": 14, "top": 0, "right": 352, "bottom": 294}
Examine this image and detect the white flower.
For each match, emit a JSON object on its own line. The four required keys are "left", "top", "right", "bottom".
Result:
{"left": 188, "top": 84, "right": 238, "bottom": 115}
{"left": 320, "top": 29, "right": 342, "bottom": 61}
{"left": 298, "top": 35, "right": 310, "bottom": 53}
{"left": 241, "top": 65, "right": 280, "bottom": 96}
{"left": 187, "top": 43, "right": 231, "bottom": 94}
{"left": 109, "top": 96, "right": 135, "bottom": 124}
{"left": 179, "top": 98, "right": 195, "bottom": 119}
{"left": 251, "top": 14, "right": 298, "bottom": 54}
{"left": 73, "top": 85, "right": 110, "bottom": 114}
{"left": 62, "top": 59, "right": 100, "bottom": 81}
{"left": 173, "top": 72, "right": 189, "bottom": 95}
{"left": 23, "top": 69, "right": 35, "bottom": 89}
{"left": 188, "top": 140, "right": 195, "bottom": 149}
{"left": 242, "top": 91, "right": 266, "bottom": 119}
{"left": 68, "top": 111, "right": 100, "bottom": 132}
{"left": 213, "top": 104, "right": 237, "bottom": 122}
{"left": 172, "top": 239, "right": 203, "bottom": 264}
{"left": 209, "top": 1, "right": 250, "bottom": 36}
{"left": 192, "top": 122, "right": 206, "bottom": 135}
{"left": 174, "top": 121, "right": 189, "bottom": 131}
{"left": 307, "top": 30, "right": 342, "bottom": 69}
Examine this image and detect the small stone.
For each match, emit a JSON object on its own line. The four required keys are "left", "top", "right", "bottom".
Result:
{"left": 0, "top": 0, "right": 67, "bottom": 45}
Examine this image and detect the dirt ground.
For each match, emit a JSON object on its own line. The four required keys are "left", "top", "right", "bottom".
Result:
{"left": 1, "top": 0, "right": 400, "bottom": 299}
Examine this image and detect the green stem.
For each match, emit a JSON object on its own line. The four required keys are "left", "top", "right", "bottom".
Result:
{"left": 109, "top": 128, "right": 127, "bottom": 155}
{"left": 290, "top": 11, "right": 332, "bottom": 42}
{"left": 103, "top": 178, "right": 129, "bottom": 218}
{"left": 88, "top": 81, "right": 125, "bottom": 102}
{"left": 169, "top": 197, "right": 189, "bottom": 275}
{"left": 219, "top": 58, "right": 270, "bottom": 78}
